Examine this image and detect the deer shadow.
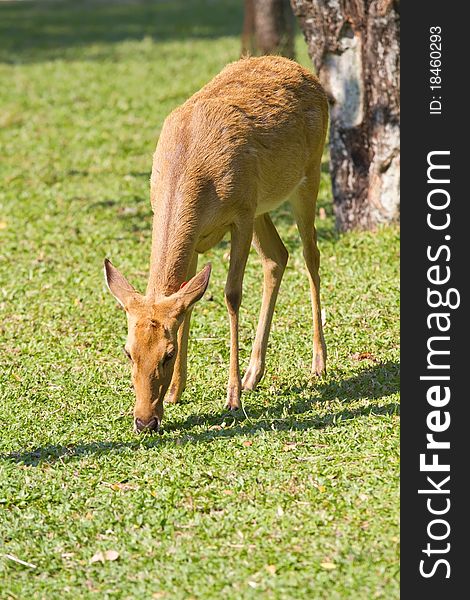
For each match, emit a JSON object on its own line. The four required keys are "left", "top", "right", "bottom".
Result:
{"left": 2, "top": 361, "right": 399, "bottom": 466}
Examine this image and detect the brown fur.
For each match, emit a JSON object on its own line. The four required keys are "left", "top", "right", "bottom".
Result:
{"left": 105, "top": 56, "right": 328, "bottom": 432}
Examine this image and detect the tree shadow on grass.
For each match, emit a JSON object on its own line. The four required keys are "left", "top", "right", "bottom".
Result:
{"left": 0, "top": 0, "right": 244, "bottom": 64}
{"left": 2, "top": 361, "right": 399, "bottom": 466}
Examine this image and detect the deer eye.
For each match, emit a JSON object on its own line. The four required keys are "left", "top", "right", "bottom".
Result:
{"left": 123, "top": 346, "right": 132, "bottom": 362}
{"left": 163, "top": 348, "right": 175, "bottom": 365}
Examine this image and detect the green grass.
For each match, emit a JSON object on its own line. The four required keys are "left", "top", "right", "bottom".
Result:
{"left": 0, "top": 1, "right": 399, "bottom": 598}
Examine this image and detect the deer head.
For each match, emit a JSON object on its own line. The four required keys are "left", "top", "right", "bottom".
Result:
{"left": 104, "top": 259, "right": 211, "bottom": 433}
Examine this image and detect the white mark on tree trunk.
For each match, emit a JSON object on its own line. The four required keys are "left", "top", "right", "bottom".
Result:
{"left": 368, "top": 123, "right": 400, "bottom": 223}
{"left": 323, "top": 24, "right": 363, "bottom": 128}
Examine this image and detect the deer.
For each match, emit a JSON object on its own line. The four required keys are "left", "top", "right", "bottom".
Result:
{"left": 104, "top": 55, "right": 328, "bottom": 433}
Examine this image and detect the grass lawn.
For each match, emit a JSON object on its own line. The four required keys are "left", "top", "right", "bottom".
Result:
{"left": 0, "top": 1, "right": 399, "bottom": 598}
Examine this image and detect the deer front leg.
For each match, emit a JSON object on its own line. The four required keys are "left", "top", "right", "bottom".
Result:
{"left": 225, "top": 221, "right": 253, "bottom": 410}
{"left": 166, "top": 252, "right": 198, "bottom": 404}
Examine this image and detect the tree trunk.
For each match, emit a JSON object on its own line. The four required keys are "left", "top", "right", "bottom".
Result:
{"left": 291, "top": 0, "right": 400, "bottom": 231}
{"left": 242, "top": 0, "right": 296, "bottom": 59}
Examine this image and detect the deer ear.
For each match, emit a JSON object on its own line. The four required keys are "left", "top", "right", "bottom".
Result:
{"left": 103, "top": 259, "right": 139, "bottom": 310}
{"left": 172, "top": 263, "right": 212, "bottom": 316}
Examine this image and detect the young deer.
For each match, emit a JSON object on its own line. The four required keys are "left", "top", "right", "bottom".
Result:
{"left": 104, "top": 56, "right": 328, "bottom": 433}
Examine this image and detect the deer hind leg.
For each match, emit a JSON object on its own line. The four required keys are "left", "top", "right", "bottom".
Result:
{"left": 290, "top": 164, "right": 327, "bottom": 376}
{"left": 166, "top": 251, "right": 198, "bottom": 404}
{"left": 242, "top": 213, "right": 288, "bottom": 391}
{"left": 225, "top": 219, "right": 253, "bottom": 410}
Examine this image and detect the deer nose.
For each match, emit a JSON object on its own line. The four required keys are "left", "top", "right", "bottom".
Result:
{"left": 134, "top": 417, "right": 159, "bottom": 433}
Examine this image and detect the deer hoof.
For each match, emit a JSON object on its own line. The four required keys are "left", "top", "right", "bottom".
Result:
{"left": 242, "top": 365, "right": 264, "bottom": 391}
{"left": 165, "top": 385, "right": 183, "bottom": 404}
{"left": 312, "top": 355, "right": 327, "bottom": 377}
{"left": 225, "top": 386, "right": 242, "bottom": 411}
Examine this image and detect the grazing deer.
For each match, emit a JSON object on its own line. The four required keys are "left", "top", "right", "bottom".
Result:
{"left": 104, "top": 56, "right": 328, "bottom": 433}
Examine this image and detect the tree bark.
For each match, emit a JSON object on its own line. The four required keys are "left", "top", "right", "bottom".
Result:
{"left": 291, "top": 0, "right": 400, "bottom": 231}
{"left": 242, "top": 0, "right": 296, "bottom": 59}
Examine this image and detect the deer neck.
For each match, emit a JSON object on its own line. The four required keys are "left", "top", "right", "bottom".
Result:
{"left": 146, "top": 194, "right": 198, "bottom": 299}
